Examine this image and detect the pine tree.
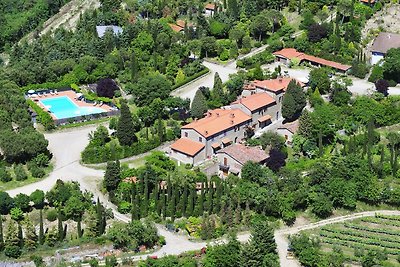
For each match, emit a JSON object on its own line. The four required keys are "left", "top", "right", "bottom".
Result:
{"left": 103, "top": 161, "right": 121, "bottom": 192}
{"left": 24, "top": 218, "right": 38, "bottom": 251}
{"left": 212, "top": 72, "right": 224, "bottom": 103}
{"left": 0, "top": 214, "right": 3, "bottom": 251}
{"left": 4, "top": 220, "right": 21, "bottom": 258}
{"left": 191, "top": 89, "right": 208, "bottom": 119}
{"left": 39, "top": 210, "right": 44, "bottom": 245}
{"left": 116, "top": 100, "right": 138, "bottom": 146}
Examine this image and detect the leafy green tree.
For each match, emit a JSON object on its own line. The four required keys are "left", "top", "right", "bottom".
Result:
{"left": 64, "top": 195, "right": 88, "bottom": 238}
{"left": 0, "top": 191, "right": 14, "bottom": 215}
{"left": 30, "top": 190, "right": 45, "bottom": 209}
{"left": 191, "top": 90, "right": 208, "bottom": 119}
{"left": 129, "top": 73, "right": 172, "bottom": 106}
{"left": 116, "top": 100, "right": 137, "bottom": 146}
{"left": 282, "top": 80, "right": 306, "bottom": 121}
{"left": 311, "top": 193, "right": 333, "bottom": 218}
{"left": 309, "top": 67, "right": 331, "bottom": 94}
{"left": 251, "top": 14, "right": 272, "bottom": 41}
{"left": 14, "top": 193, "right": 30, "bottom": 212}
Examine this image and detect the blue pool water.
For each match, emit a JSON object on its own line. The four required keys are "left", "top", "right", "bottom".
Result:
{"left": 40, "top": 96, "right": 106, "bottom": 119}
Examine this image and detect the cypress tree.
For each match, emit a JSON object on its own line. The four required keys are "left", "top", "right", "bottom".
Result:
{"left": 212, "top": 72, "right": 224, "bottom": 103}
{"left": 153, "top": 183, "right": 159, "bottom": 214}
{"left": 4, "top": 220, "right": 21, "bottom": 258}
{"left": 228, "top": 0, "right": 239, "bottom": 19}
{"left": 199, "top": 182, "right": 205, "bottom": 215}
{"left": 162, "top": 189, "right": 167, "bottom": 219}
{"left": 24, "top": 218, "right": 38, "bottom": 251}
{"left": 116, "top": 100, "right": 138, "bottom": 146}
{"left": 207, "top": 183, "right": 213, "bottom": 214}
{"left": 131, "top": 51, "right": 139, "bottom": 82}
{"left": 282, "top": 80, "right": 306, "bottom": 121}
{"left": 135, "top": 192, "right": 141, "bottom": 219}
{"left": 131, "top": 186, "right": 138, "bottom": 221}
{"left": 191, "top": 89, "right": 208, "bottom": 119}
{"left": 156, "top": 118, "right": 165, "bottom": 143}
{"left": 96, "top": 198, "right": 106, "bottom": 236}
{"left": 104, "top": 161, "right": 121, "bottom": 192}
{"left": 186, "top": 187, "right": 195, "bottom": 217}
{"left": 378, "top": 145, "right": 384, "bottom": 179}
{"left": 39, "top": 210, "right": 44, "bottom": 245}
{"left": 234, "top": 202, "right": 242, "bottom": 225}
{"left": 367, "top": 120, "right": 375, "bottom": 168}
{"left": 182, "top": 185, "right": 188, "bottom": 217}
{"left": 318, "top": 131, "right": 323, "bottom": 156}
{"left": 214, "top": 182, "right": 222, "bottom": 214}
{"left": 57, "top": 209, "right": 63, "bottom": 241}
{"left": 0, "top": 214, "right": 3, "bottom": 251}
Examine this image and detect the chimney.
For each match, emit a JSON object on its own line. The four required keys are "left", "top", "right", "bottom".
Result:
{"left": 216, "top": 112, "right": 219, "bottom": 117}
{"left": 205, "top": 130, "right": 208, "bottom": 135}
{"left": 231, "top": 120, "right": 234, "bottom": 124}
{"left": 279, "top": 78, "right": 283, "bottom": 83}
{"left": 230, "top": 113, "right": 235, "bottom": 118}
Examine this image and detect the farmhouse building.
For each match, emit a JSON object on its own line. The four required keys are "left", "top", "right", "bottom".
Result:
{"left": 370, "top": 32, "right": 400, "bottom": 65}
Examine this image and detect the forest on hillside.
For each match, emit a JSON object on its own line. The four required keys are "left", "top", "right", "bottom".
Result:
{"left": 0, "top": 0, "right": 71, "bottom": 52}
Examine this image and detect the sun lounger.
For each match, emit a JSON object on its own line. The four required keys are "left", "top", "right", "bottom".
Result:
{"left": 55, "top": 90, "right": 58, "bottom": 95}
{"left": 99, "top": 101, "right": 104, "bottom": 107}
{"left": 50, "top": 91, "right": 55, "bottom": 95}
{"left": 93, "top": 101, "right": 97, "bottom": 106}
{"left": 38, "top": 93, "right": 42, "bottom": 98}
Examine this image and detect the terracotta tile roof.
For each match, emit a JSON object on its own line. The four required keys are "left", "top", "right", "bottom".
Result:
{"left": 371, "top": 32, "right": 400, "bottom": 54}
{"left": 258, "top": 114, "right": 272, "bottom": 122}
{"left": 221, "top": 137, "right": 232, "bottom": 144}
{"left": 169, "top": 23, "right": 184, "bottom": 32}
{"left": 170, "top": 138, "right": 205, "bottom": 156}
{"left": 273, "top": 48, "right": 351, "bottom": 71}
{"left": 253, "top": 78, "right": 304, "bottom": 93}
{"left": 302, "top": 54, "right": 352, "bottom": 72}
{"left": 234, "top": 93, "right": 276, "bottom": 112}
{"left": 218, "top": 144, "right": 269, "bottom": 165}
{"left": 182, "top": 109, "right": 252, "bottom": 138}
{"left": 212, "top": 143, "right": 220, "bottom": 149}
{"left": 278, "top": 120, "right": 299, "bottom": 134}
{"left": 205, "top": 3, "right": 216, "bottom": 10}
{"left": 273, "top": 48, "right": 305, "bottom": 60}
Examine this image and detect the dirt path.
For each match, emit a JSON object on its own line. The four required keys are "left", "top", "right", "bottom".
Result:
{"left": 275, "top": 210, "right": 400, "bottom": 267}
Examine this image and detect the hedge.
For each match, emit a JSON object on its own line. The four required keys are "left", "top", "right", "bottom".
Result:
{"left": 21, "top": 81, "right": 71, "bottom": 93}
{"left": 81, "top": 138, "right": 162, "bottom": 164}
{"left": 236, "top": 50, "right": 275, "bottom": 69}
{"left": 171, "top": 68, "right": 209, "bottom": 90}
{"left": 27, "top": 99, "right": 55, "bottom": 130}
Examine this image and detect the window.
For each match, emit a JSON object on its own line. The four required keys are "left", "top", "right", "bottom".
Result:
{"left": 199, "top": 137, "right": 202, "bottom": 142}
{"left": 279, "top": 96, "right": 283, "bottom": 102}
{"left": 184, "top": 132, "right": 188, "bottom": 137}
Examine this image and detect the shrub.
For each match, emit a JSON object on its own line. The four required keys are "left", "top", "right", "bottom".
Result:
{"left": 0, "top": 166, "right": 12, "bottom": 182}
{"left": 368, "top": 65, "right": 384, "bottom": 83}
{"left": 34, "top": 153, "right": 50, "bottom": 167}
{"left": 27, "top": 100, "right": 55, "bottom": 130}
{"left": 118, "top": 201, "right": 132, "bottom": 214}
{"left": 29, "top": 164, "right": 46, "bottom": 178}
{"left": 14, "top": 164, "right": 28, "bottom": 181}
{"left": 4, "top": 245, "right": 22, "bottom": 258}
{"left": 46, "top": 209, "right": 58, "bottom": 222}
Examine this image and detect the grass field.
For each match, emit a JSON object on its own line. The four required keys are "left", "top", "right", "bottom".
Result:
{"left": 307, "top": 214, "right": 400, "bottom": 264}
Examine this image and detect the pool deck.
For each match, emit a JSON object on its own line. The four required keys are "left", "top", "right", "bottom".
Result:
{"left": 30, "top": 90, "right": 112, "bottom": 120}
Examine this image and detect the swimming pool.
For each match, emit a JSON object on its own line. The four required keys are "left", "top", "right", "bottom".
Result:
{"left": 40, "top": 96, "right": 107, "bottom": 119}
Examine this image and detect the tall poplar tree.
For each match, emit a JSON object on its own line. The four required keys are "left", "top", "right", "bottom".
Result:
{"left": 0, "top": 214, "right": 3, "bottom": 251}
{"left": 191, "top": 89, "right": 208, "bottom": 119}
